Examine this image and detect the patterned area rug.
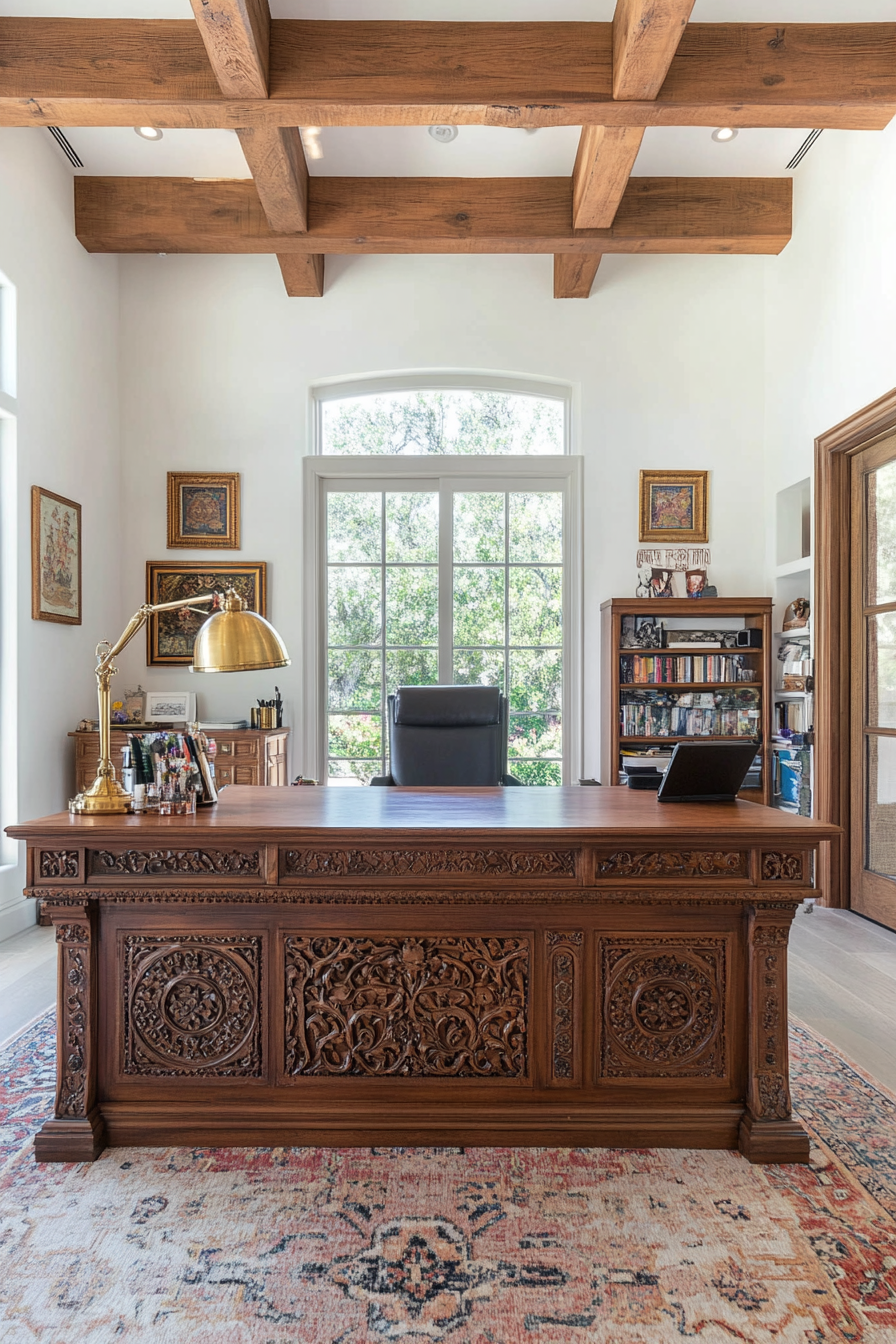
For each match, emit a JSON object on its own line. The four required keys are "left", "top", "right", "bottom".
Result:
{"left": 1, "top": 1014, "right": 894, "bottom": 1343}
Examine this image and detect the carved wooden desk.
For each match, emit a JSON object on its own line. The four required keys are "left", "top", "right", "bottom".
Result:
{"left": 8, "top": 786, "right": 838, "bottom": 1164}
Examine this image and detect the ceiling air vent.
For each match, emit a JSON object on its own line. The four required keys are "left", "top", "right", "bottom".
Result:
{"left": 786, "top": 129, "right": 823, "bottom": 171}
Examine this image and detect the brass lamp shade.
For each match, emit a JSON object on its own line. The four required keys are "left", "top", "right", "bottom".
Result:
{"left": 191, "top": 591, "right": 290, "bottom": 673}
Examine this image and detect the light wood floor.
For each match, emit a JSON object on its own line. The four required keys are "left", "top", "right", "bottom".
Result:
{"left": 2, "top": 909, "right": 895, "bottom": 1093}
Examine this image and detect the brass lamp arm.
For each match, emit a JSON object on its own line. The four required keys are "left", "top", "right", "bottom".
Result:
{"left": 96, "top": 593, "right": 218, "bottom": 674}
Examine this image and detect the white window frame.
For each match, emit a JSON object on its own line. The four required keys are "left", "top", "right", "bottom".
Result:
{"left": 310, "top": 371, "right": 574, "bottom": 457}
{"left": 302, "top": 454, "right": 583, "bottom": 784}
{"left": 0, "top": 272, "right": 17, "bottom": 869}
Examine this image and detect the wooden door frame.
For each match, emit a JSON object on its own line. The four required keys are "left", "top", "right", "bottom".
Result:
{"left": 815, "top": 386, "right": 896, "bottom": 907}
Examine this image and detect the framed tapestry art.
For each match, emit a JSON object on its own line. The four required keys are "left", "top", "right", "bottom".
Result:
{"left": 31, "top": 486, "right": 81, "bottom": 624}
{"left": 146, "top": 561, "right": 267, "bottom": 666}
{"left": 639, "top": 470, "right": 708, "bottom": 544}
{"left": 167, "top": 472, "right": 240, "bottom": 549}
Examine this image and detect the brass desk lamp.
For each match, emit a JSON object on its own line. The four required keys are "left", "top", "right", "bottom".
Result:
{"left": 71, "top": 589, "right": 289, "bottom": 814}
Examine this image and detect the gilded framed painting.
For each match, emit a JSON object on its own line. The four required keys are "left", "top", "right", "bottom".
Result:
{"left": 167, "top": 472, "right": 240, "bottom": 549}
{"left": 31, "top": 486, "right": 82, "bottom": 624}
{"left": 146, "top": 561, "right": 267, "bottom": 666}
{"left": 639, "top": 470, "right": 708, "bottom": 544}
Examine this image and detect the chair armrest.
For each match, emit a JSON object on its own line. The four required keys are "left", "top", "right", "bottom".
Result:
{"left": 501, "top": 773, "right": 523, "bottom": 786}
{"left": 369, "top": 775, "right": 395, "bottom": 786}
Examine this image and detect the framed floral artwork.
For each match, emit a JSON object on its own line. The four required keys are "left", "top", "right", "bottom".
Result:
{"left": 167, "top": 472, "right": 240, "bottom": 549}
{"left": 31, "top": 486, "right": 82, "bottom": 624}
{"left": 145, "top": 561, "right": 267, "bottom": 666}
{"left": 639, "top": 470, "right": 708, "bottom": 544}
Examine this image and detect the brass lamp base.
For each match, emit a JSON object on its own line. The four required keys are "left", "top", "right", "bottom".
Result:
{"left": 70, "top": 775, "right": 133, "bottom": 815}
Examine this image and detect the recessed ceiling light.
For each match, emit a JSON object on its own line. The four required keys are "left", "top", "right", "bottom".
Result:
{"left": 301, "top": 127, "right": 323, "bottom": 160}
{"left": 135, "top": 126, "right": 163, "bottom": 141}
{"left": 711, "top": 127, "right": 738, "bottom": 143}
{"left": 429, "top": 125, "right": 458, "bottom": 144}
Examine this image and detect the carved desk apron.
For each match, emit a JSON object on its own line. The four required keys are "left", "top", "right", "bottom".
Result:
{"left": 7, "top": 786, "right": 839, "bottom": 1164}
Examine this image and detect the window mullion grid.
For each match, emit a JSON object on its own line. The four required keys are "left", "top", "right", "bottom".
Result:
{"left": 438, "top": 481, "right": 453, "bottom": 683}
{"left": 380, "top": 492, "right": 386, "bottom": 779}
{"left": 504, "top": 493, "right": 510, "bottom": 705}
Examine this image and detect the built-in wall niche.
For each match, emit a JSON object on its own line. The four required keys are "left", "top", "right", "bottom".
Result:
{"left": 776, "top": 476, "right": 811, "bottom": 568}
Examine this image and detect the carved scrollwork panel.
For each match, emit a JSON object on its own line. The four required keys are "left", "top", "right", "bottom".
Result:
{"left": 91, "top": 849, "right": 261, "bottom": 877}
{"left": 39, "top": 850, "right": 80, "bottom": 880}
{"left": 283, "top": 935, "right": 528, "bottom": 1078}
{"left": 123, "top": 935, "right": 262, "bottom": 1077}
{"left": 599, "top": 937, "right": 727, "bottom": 1078}
{"left": 546, "top": 931, "right": 582, "bottom": 1085}
{"left": 747, "top": 918, "right": 793, "bottom": 1121}
{"left": 47, "top": 907, "right": 93, "bottom": 1119}
{"left": 282, "top": 848, "right": 576, "bottom": 879}
{"left": 596, "top": 851, "right": 747, "bottom": 879}
{"left": 760, "top": 852, "right": 804, "bottom": 883}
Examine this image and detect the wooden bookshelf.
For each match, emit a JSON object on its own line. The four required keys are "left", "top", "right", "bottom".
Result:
{"left": 600, "top": 598, "right": 774, "bottom": 803}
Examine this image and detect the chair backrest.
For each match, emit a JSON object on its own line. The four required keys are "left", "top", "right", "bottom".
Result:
{"left": 387, "top": 685, "right": 508, "bottom": 786}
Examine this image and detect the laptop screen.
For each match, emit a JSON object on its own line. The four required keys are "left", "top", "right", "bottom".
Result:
{"left": 656, "top": 741, "right": 758, "bottom": 803}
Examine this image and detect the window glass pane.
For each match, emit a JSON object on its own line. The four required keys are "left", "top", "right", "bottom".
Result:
{"left": 328, "top": 648, "right": 381, "bottom": 711}
{"left": 454, "top": 567, "right": 505, "bottom": 646}
{"left": 509, "top": 712, "right": 562, "bottom": 760}
{"left": 327, "top": 492, "right": 381, "bottom": 563}
{"left": 867, "top": 734, "right": 896, "bottom": 877}
{"left": 386, "top": 492, "right": 438, "bottom": 563}
{"left": 454, "top": 492, "right": 504, "bottom": 562}
{"left": 509, "top": 492, "right": 562, "bottom": 563}
{"left": 868, "top": 611, "right": 896, "bottom": 729}
{"left": 386, "top": 649, "right": 438, "bottom": 695}
{"left": 509, "top": 648, "right": 562, "bottom": 713}
{"left": 329, "top": 759, "right": 380, "bottom": 786}
{"left": 509, "top": 567, "right": 562, "bottom": 645}
{"left": 322, "top": 390, "right": 564, "bottom": 455}
{"left": 328, "top": 567, "right": 382, "bottom": 646}
{"left": 510, "top": 761, "right": 563, "bottom": 786}
{"left": 868, "top": 458, "right": 896, "bottom": 606}
{"left": 385, "top": 567, "right": 438, "bottom": 646}
{"left": 328, "top": 713, "right": 382, "bottom": 758}
{"left": 453, "top": 649, "right": 505, "bottom": 691}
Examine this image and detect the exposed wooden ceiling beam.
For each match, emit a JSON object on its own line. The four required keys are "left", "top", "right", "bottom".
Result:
{"left": 74, "top": 176, "right": 792, "bottom": 257}
{"left": 236, "top": 125, "right": 308, "bottom": 233}
{"left": 613, "top": 0, "right": 696, "bottom": 101}
{"left": 554, "top": 254, "right": 602, "bottom": 299}
{"left": 1, "top": 21, "right": 893, "bottom": 130}
{"left": 189, "top": 0, "right": 270, "bottom": 99}
{"left": 572, "top": 125, "right": 644, "bottom": 230}
{"left": 278, "top": 253, "right": 324, "bottom": 297}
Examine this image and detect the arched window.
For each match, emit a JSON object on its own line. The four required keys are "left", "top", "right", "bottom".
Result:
{"left": 304, "top": 376, "right": 581, "bottom": 787}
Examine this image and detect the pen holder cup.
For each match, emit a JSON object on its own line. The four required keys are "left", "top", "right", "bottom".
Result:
{"left": 250, "top": 707, "right": 259, "bottom": 729}
{"left": 259, "top": 707, "right": 276, "bottom": 730}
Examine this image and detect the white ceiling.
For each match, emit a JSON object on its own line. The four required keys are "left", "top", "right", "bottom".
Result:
{"left": 60, "top": 124, "right": 817, "bottom": 180}
{"left": 9, "top": 1, "right": 891, "bottom": 178}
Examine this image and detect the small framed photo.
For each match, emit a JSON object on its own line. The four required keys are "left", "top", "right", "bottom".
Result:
{"left": 31, "top": 486, "right": 82, "bottom": 624}
{"left": 639, "top": 471, "right": 708, "bottom": 544}
{"left": 167, "top": 472, "right": 240, "bottom": 549}
{"left": 146, "top": 560, "right": 267, "bottom": 666}
{"left": 145, "top": 691, "right": 197, "bottom": 723}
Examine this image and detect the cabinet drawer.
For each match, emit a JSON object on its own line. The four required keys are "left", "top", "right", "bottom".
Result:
{"left": 215, "top": 766, "right": 233, "bottom": 785}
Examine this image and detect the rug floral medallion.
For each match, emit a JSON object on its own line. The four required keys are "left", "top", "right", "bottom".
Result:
{"left": 0, "top": 1016, "right": 894, "bottom": 1343}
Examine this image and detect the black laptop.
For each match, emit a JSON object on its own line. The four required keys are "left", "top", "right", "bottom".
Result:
{"left": 656, "top": 741, "right": 758, "bottom": 803}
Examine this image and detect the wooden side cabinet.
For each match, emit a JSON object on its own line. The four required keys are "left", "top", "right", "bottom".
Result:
{"left": 70, "top": 728, "right": 290, "bottom": 792}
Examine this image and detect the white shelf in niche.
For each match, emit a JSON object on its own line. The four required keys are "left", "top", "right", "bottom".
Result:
{"left": 776, "top": 556, "right": 812, "bottom": 579}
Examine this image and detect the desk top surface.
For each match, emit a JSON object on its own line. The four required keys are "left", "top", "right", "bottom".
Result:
{"left": 7, "top": 785, "right": 840, "bottom": 843}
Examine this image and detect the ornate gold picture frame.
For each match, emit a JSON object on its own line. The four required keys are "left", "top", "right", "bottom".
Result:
{"left": 639, "top": 470, "right": 708, "bottom": 544}
{"left": 167, "top": 471, "right": 240, "bottom": 549}
{"left": 31, "top": 486, "right": 82, "bottom": 624}
{"left": 146, "top": 560, "right": 267, "bottom": 666}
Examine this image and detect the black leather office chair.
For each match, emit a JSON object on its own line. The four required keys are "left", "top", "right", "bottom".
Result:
{"left": 370, "top": 685, "right": 521, "bottom": 786}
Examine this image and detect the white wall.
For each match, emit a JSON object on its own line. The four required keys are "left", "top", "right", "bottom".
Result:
{"left": 116, "top": 248, "right": 768, "bottom": 779}
{"left": 764, "top": 121, "right": 896, "bottom": 507}
{"left": 0, "top": 129, "right": 121, "bottom": 940}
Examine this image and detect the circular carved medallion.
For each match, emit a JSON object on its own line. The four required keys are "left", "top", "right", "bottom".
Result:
{"left": 605, "top": 949, "right": 720, "bottom": 1068}
{"left": 128, "top": 943, "right": 258, "bottom": 1074}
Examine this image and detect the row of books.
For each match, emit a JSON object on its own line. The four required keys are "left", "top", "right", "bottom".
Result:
{"left": 620, "top": 705, "right": 761, "bottom": 738}
{"left": 775, "top": 697, "right": 814, "bottom": 734}
{"left": 619, "top": 653, "right": 752, "bottom": 684}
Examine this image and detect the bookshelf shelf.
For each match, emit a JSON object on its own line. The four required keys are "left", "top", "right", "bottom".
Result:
{"left": 601, "top": 597, "right": 773, "bottom": 803}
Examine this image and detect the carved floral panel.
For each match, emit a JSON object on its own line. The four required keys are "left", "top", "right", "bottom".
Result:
{"left": 596, "top": 851, "right": 746, "bottom": 879}
{"left": 599, "top": 937, "right": 727, "bottom": 1078}
{"left": 760, "top": 852, "right": 805, "bottom": 883}
{"left": 39, "top": 850, "right": 80, "bottom": 880}
{"left": 284, "top": 935, "right": 529, "bottom": 1078}
{"left": 91, "top": 849, "right": 261, "bottom": 877}
{"left": 282, "top": 848, "right": 576, "bottom": 879}
{"left": 123, "top": 934, "right": 262, "bottom": 1076}
{"left": 546, "top": 932, "right": 582, "bottom": 1085}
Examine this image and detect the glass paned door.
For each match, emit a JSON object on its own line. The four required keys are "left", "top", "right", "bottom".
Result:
{"left": 325, "top": 482, "right": 565, "bottom": 785}
{"left": 850, "top": 439, "right": 896, "bottom": 927}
